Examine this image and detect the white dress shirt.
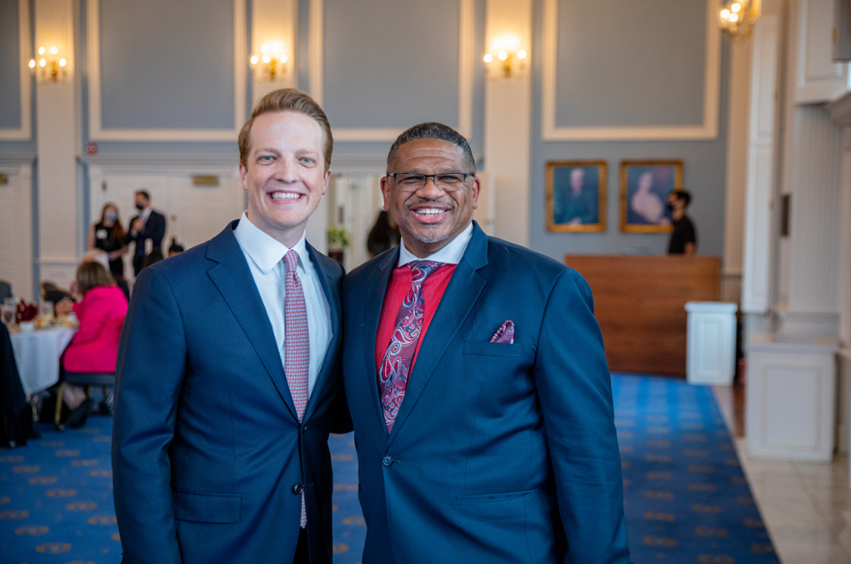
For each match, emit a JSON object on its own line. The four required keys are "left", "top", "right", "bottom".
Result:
{"left": 397, "top": 222, "right": 474, "bottom": 267}
{"left": 233, "top": 212, "right": 332, "bottom": 396}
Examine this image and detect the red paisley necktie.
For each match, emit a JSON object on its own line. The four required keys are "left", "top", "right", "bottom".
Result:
{"left": 284, "top": 249, "right": 308, "bottom": 527}
{"left": 378, "top": 260, "right": 441, "bottom": 432}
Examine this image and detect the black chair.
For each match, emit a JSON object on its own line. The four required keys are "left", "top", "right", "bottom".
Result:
{"left": 54, "top": 372, "right": 115, "bottom": 431}
{"left": 0, "top": 322, "right": 34, "bottom": 447}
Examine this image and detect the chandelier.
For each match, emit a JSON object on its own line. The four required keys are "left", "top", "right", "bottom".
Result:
{"left": 718, "top": 0, "right": 761, "bottom": 38}
{"left": 28, "top": 46, "right": 67, "bottom": 84}
{"left": 250, "top": 43, "right": 288, "bottom": 81}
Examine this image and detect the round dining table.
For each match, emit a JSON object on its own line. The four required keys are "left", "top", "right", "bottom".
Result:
{"left": 9, "top": 325, "right": 78, "bottom": 395}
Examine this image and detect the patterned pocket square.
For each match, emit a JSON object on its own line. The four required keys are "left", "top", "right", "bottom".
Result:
{"left": 489, "top": 320, "right": 515, "bottom": 344}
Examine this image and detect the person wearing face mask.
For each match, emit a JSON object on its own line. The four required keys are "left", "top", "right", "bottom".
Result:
{"left": 124, "top": 190, "right": 167, "bottom": 277}
{"left": 88, "top": 203, "right": 129, "bottom": 279}
{"left": 666, "top": 189, "right": 697, "bottom": 256}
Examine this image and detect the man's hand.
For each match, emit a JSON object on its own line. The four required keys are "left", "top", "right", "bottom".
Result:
{"left": 132, "top": 218, "right": 146, "bottom": 234}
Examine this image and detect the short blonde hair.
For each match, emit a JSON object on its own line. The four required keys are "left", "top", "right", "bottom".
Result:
{"left": 238, "top": 88, "right": 333, "bottom": 171}
{"left": 76, "top": 262, "right": 115, "bottom": 296}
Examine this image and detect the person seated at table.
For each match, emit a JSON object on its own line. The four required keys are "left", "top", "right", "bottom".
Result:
{"left": 55, "top": 262, "right": 128, "bottom": 424}
{"left": 0, "top": 279, "right": 12, "bottom": 302}
{"left": 82, "top": 249, "right": 130, "bottom": 300}
{"left": 167, "top": 237, "right": 185, "bottom": 258}
{"left": 141, "top": 249, "right": 164, "bottom": 270}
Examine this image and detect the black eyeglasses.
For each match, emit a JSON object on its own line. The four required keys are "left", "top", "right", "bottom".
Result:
{"left": 386, "top": 172, "right": 475, "bottom": 192}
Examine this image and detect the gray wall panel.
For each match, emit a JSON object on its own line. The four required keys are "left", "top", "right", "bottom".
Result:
{"left": 99, "top": 0, "right": 235, "bottom": 130}
{"left": 531, "top": 0, "right": 729, "bottom": 260}
{"left": 0, "top": 0, "right": 22, "bottom": 129}
{"left": 555, "top": 0, "right": 706, "bottom": 128}
{"left": 323, "top": 0, "right": 461, "bottom": 129}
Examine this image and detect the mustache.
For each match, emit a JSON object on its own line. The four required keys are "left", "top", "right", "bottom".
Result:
{"left": 405, "top": 197, "right": 454, "bottom": 208}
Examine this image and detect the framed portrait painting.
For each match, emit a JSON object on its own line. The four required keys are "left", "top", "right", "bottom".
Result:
{"left": 620, "top": 160, "right": 683, "bottom": 232}
{"left": 546, "top": 160, "right": 606, "bottom": 232}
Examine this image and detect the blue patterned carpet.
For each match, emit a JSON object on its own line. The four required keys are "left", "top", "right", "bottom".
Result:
{"left": 1, "top": 374, "right": 777, "bottom": 564}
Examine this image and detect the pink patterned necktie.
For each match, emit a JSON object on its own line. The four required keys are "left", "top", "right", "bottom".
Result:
{"left": 378, "top": 260, "right": 441, "bottom": 432}
{"left": 283, "top": 249, "right": 308, "bottom": 527}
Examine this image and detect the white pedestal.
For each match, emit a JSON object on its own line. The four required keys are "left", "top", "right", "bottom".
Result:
{"left": 685, "top": 302, "right": 738, "bottom": 385}
{"left": 746, "top": 334, "right": 838, "bottom": 462}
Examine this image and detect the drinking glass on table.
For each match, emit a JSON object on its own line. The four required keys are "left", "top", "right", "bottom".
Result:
{"left": 38, "top": 299, "right": 54, "bottom": 320}
{"left": 1, "top": 304, "right": 15, "bottom": 327}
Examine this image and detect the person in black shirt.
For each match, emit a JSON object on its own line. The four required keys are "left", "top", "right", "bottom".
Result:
{"left": 87, "top": 203, "right": 128, "bottom": 278}
{"left": 667, "top": 190, "right": 697, "bottom": 255}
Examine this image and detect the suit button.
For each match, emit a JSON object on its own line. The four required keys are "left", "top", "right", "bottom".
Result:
{"left": 292, "top": 484, "right": 304, "bottom": 494}
{"left": 382, "top": 456, "right": 393, "bottom": 467}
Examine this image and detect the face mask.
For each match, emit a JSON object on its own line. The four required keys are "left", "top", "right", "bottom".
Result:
{"left": 666, "top": 203, "right": 675, "bottom": 212}
{"left": 135, "top": 203, "right": 144, "bottom": 211}
{"left": 106, "top": 211, "right": 118, "bottom": 222}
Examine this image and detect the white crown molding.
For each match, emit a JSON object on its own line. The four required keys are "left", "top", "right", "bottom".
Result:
{"left": 311, "top": 0, "right": 474, "bottom": 142}
{"left": 541, "top": 0, "right": 720, "bottom": 141}
{"left": 78, "top": 152, "right": 241, "bottom": 174}
{"left": 0, "top": 0, "right": 33, "bottom": 141}
{"left": 87, "top": 0, "right": 247, "bottom": 142}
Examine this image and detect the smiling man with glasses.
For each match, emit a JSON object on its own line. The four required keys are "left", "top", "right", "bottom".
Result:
{"left": 341, "top": 122, "right": 631, "bottom": 564}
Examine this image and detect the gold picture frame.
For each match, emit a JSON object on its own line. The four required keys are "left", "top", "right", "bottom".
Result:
{"left": 546, "top": 160, "right": 607, "bottom": 232}
{"left": 620, "top": 160, "right": 683, "bottom": 233}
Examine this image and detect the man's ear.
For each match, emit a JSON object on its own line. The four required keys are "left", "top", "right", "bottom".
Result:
{"left": 380, "top": 176, "right": 391, "bottom": 211}
{"left": 470, "top": 177, "right": 481, "bottom": 210}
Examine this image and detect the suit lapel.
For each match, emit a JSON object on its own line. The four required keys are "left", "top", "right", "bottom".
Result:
{"left": 388, "top": 223, "right": 490, "bottom": 444}
{"left": 206, "top": 222, "right": 299, "bottom": 422}
{"left": 366, "top": 249, "right": 399, "bottom": 435}
{"left": 303, "top": 244, "right": 340, "bottom": 421}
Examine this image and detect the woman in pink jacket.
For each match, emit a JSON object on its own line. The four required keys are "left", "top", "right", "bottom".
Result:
{"left": 56, "top": 261, "right": 128, "bottom": 423}
{"left": 62, "top": 261, "right": 128, "bottom": 372}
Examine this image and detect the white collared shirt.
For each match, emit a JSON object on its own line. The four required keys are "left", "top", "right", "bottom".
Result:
{"left": 397, "top": 222, "right": 474, "bottom": 267}
{"left": 233, "top": 212, "right": 332, "bottom": 396}
{"left": 140, "top": 207, "right": 152, "bottom": 223}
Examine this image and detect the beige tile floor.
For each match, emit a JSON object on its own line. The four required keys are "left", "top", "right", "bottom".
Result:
{"left": 714, "top": 386, "right": 851, "bottom": 564}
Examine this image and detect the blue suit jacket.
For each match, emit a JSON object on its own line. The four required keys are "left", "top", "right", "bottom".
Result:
{"left": 112, "top": 220, "right": 348, "bottom": 564}
{"left": 342, "top": 222, "right": 630, "bottom": 564}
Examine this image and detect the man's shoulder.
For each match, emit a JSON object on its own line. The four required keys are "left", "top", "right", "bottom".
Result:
{"left": 345, "top": 249, "right": 392, "bottom": 286}
{"left": 143, "top": 240, "right": 211, "bottom": 280}
{"left": 485, "top": 235, "right": 570, "bottom": 275}
{"left": 483, "top": 235, "right": 591, "bottom": 296}
{"left": 143, "top": 223, "right": 235, "bottom": 280}
{"left": 308, "top": 245, "right": 345, "bottom": 281}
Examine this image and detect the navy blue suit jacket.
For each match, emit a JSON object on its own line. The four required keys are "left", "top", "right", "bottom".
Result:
{"left": 112, "top": 220, "right": 348, "bottom": 564}
{"left": 342, "top": 222, "right": 630, "bottom": 564}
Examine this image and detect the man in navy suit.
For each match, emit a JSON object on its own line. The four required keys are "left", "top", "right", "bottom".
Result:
{"left": 342, "top": 123, "right": 631, "bottom": 564}
{"left": 113, "top": 89, "right": 348, "bottom": 564}
{"left": 125, "top": 189, "right": 167, "bottom": 276}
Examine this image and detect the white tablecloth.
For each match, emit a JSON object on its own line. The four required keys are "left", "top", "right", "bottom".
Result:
{"left": 10, "top": 326, "right": 77, "bottom": 395}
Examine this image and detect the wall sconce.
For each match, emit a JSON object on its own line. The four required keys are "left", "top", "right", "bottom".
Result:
{"left": 483, "top": 36, "right": 527, "bottom": 78}
{"left": 250, "top": 43, "right": 288, "bottom": 81}
{"left": 718, "top": 0, "right": 761, "bottom": 38}
{"left": 28, "top": 45, "right": 67, "bottom": 84}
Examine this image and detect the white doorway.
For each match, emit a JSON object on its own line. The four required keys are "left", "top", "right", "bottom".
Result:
{"left": 87, "top": 164, "right": 245, "bottom": 280}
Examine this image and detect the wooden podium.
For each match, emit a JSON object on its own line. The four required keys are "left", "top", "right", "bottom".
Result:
{"left": 565, "top": 255, "right": 721, "bottom": 376}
